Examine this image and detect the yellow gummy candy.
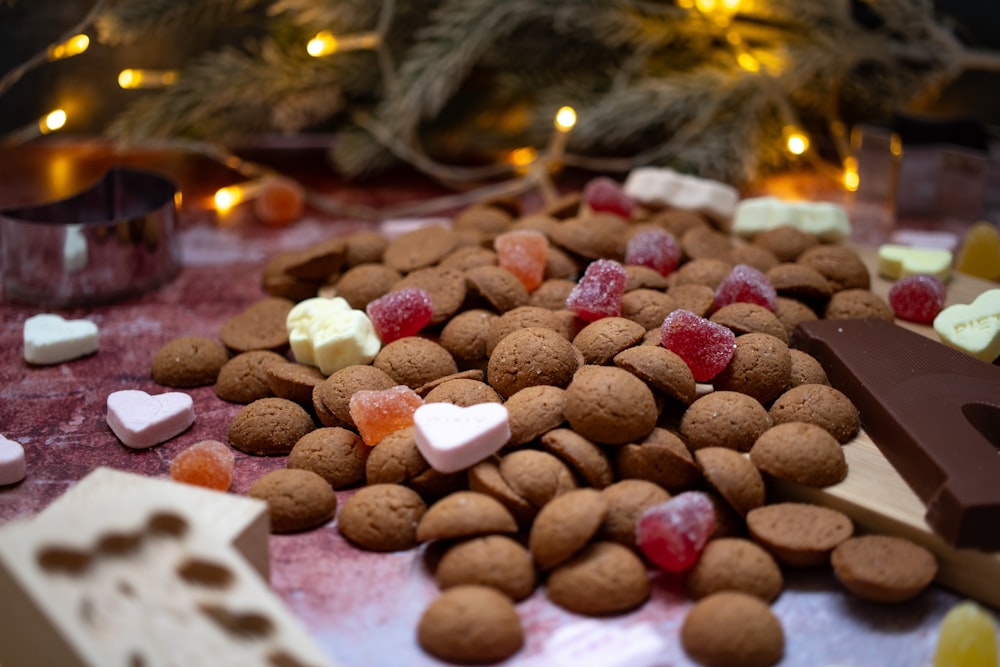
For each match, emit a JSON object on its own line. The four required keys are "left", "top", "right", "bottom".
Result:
{"left": 934, "top": 601, "right": 999, "bottom": 667}
{"left": 955, "top": 222, "right": 1000, "bottom": 281}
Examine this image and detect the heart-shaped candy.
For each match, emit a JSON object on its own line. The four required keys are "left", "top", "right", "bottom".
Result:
{"left": 413, "top": 403, "right": 510, "bottom": 473}
{"left": 0, "top": 434, "right": 26, "bottom": 486}
{"left": 23, "top": 314, "right": 99, "bottom": 365}
{"left": 106, "top": 390, "right": 195, "bottom": 449}
{"left": 933, "top": 288, "right": 1000, "bottom": 363}
{"left": 877, "top": 244, "right": 952, "bottom": 281}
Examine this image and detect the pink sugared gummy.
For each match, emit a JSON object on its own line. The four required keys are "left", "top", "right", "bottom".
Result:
{"left": 636, "top": 491, "right": 716, "bottom": 573}
{"left": 366, "top": 287, "right": 433, "bottom": 343}
{"left": 583, "top": 176, "right": 635, "bottom": 219}
{"left": 349, "top": 385, "right": 424, "bottom": 446}
{"left": 888, "top": 273, "right": 947, "bottom": 324}
{"left": 660, "top": 309, "right": 736, "bottom": 382}
{"left": 714, "top": 264, "right": 777, "bottom": 311}
{"left": 495, "top": 230, "right": 549, "bottom": 292}
{"left": 566, "top": 259, "right": 628, "bottom": 322}
{"left": 625, "top": 228, "right": 681, "bottom": 276}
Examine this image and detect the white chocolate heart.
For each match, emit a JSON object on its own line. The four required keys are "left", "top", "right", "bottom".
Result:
{"left": 623, "top": 167, "right": 738, "bottom": 226}
{"left": 731, "top": 196, "right": 851, "bottom": 242}
{"left": 0, "top": 434, "right": 26, "bottom": 486}
{"left": 106, "top": 390, "right": 195, "bottom": 449}
{"left": 413, "top": 403, "right": 511, "bottom": 473}
{"left": 877, "top": 244, "right": 952, "bottom": 281}
{"left": 933, "top": 288, "right": 1000, "bottom": 363}
{"left": 23, "top": 314, "right": 99, "bottom": 365}
{"left": 286, "top": 296, "right": 380, "bottom": 375}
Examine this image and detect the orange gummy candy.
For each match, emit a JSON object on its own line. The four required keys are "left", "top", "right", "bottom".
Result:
{"left": 169, "top": 439, "right": 235, "bottom": 491}
{"left": 349, "top": 385, "right": 424, "bottom": 446}
{"left": 955, "top": 221, "right": 1000, "bottom": 281}
{"left": 494, "top": 230, "right": 549, "bottom": 292}
{"left": 254, "top": 176, "right": 305, "bottom": 227}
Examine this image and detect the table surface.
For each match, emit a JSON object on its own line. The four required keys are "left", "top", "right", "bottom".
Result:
{"left": 1, "top": 141, "right": 997, "bottom": 667}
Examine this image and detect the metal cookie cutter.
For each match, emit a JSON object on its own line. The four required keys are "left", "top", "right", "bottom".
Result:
{"left": 1, "top": 167, "right": 181, "bottom": 307}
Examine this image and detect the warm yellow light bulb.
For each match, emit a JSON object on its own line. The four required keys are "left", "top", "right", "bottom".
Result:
{"left": 48, "top": 33, "right": 90, "bottom": 61}
{"left": 118, "top": 69, "right": 179, "bottom": 89}
{"left": 721, "top": 0, "right": 741, "bottom": 11}
{"left": 214, "top": 186, "right": 242, "bottom": 213}
{"left": 509, "top": 147, "right": 538, "bottom": 168}
{"left": 307, "top": 30, "right": 379, "bottom": 57}
{"left": 695, "top": 0, "right": 717, "bottom": 13}
{"left": 890, "top": 132, "right": 903, "bottom": 157}
{"left": 737, "top": 52, "right": 760, "bottom": 72}
{"left": 40, "top": 109, "right": 67, "bottom": 134}
{"left": 308, "top": 31, "right": 336, "bottom": 57}
{"left": 677, "top": 0, "right": 696, "bottom": 7}
{"left": 555, "top": 106, "right": 577, "bottom": 132}
{"left": 785, "top": 128, "right": 809, "bottom": 156}
{"left": 844, "top": 170, "right": 859, "bottom": 192}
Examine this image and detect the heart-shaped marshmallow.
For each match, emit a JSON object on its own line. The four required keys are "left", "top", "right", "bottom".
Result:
{"left": 106, "top": 390, "right": 195, "bottom": 449}
{"left": 0, "top": 434, "right": 27, "bottom": 486}
{"left": 413, "top": 403, "right": 511, "bottom": 473}
{"left": 23, "top": 314, "right": 99, "bottom": 365}
{"left": 933, "top": 288, "right": 1000, "bottom": 363}
{"left": 877, "top": 244, "right": 952, "bottom": 281}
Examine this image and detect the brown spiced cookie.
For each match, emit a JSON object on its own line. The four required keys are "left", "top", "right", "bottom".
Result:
{"left": 215, "top": 350, "right": 287, "bottom": 403}
{"left": 695, "top": 447, "right": 766, "bottom": 517}
{"left": 337, "top": 483, "right": 427, "bottom": 551}
{"left": 373, "top": 337, "right": 458, "bottom": 390}
{"left": 540, "top": 428, "right": 615, "bottom": 489}
{"left": 417, "top": 586, "right": 524, "bottom": 665}
{"left": 435, "top": 535, "right": 537, "bottom": 601}
{"left": 383, "top": 225, "right": 459, "bottom": 273}
{"left": 504, "top": 385, "right": 566, "bottom": 447}
{"left": 681, "top": 591, "right": 784, "bottom": 667}
{"left": 621, "top": 289, "right": 676, "bottom": 330}
{"left": 680, "top": 391, "right": 772, "bottom": 452}
{"left": 530, "top": 279, "right": 577, "bottom": 310}
{"left": 712, "top": 333, "right": 791, "bottom": 404}
{"left": 614, "top": 428, "right": 701, "bottom": 493}
{"left": 648, "top": 208, "right": 711, "bottom": 238}
{"left": 549, "top": 214, "right": 627, "bottom": 260}
{"left": 487, "top": 327, "right": 581, "bottom": 399}
{"left": 768, "top": 383, "right": 860, "bottom": 443}
{"left": 333, "top": 263, "right": 403, "bottom": 310}
{"left": 773, "top": 296, "right": 819, "bottom": 339}
{"left": 343, "top": 229, "right": 388, "bottom": 267}
{"left": 824, "top": 288, "right": 894, "bottom": 321}
{"left": 438, "top": 245, "right": 498, "bottom": 272}
{"left": 564, "top": 365, "right": 658, "bottom": 445}
{"left": 218, "top": 297, "right": 295, "bottom": 353}
{"left": 546, "top": 541, "right": 651, "bottom": 615}
{"left": 749, "top": 422, "right": 847, "bottom": 488}
{"left": 467, "top": 459, "right": 537, "bottom": 529}
{"left": 765, "top": 263, "right": 833, "bottom": 304}
{"left": 486, "top": 306, "right": 571, "bottom": 356}
{"left": 544, "top": 245, "right": 582, "bottom": 281}
{"left": 281, "top": 238, "right": 346, "bottom": 282}
{"left": 685, "top": 537, "right": 784, "bottom": 602}
{"left": 498, "top": 449, "right": 577, "bottom": 509}
{"left": 464, "top": 265, "right": 531, "bottom": 313}
{"left": 753, "top": 225, "right": 819, "bottom": 262}
{"left": 439, "top": 309, "right": 498, "bottom": 362}
{"left": 667, "top": 283, "right": 716, "bottom": 318}
{"left": 681, "top": 226, "right": 733, "bottom": 261}
{"left": 423, "top": 378, "right": 503, "bottom": 406}
{"left": 151, "top": 335, "right": 230, "bottom": 388}
{"left": 831, "top": 535, "right": 938, "bottom": 603}
{"left": 669, "top": 258, "right": 734, "bottom": 290}
{"left": 598, "top": 479, "right": 671, "bottom": 547}
{"left": 623, "top": 264, "right": 672, "bottom": 291}
{"left": 787, "top": 349, "right": 829, "bottom": 387}
{"left": 228, "top": 397, "right": 315, "bottom": 455}
{"left": 266, "top": 362, "right": 325, "bottom": 406}
{"left": 746, "top": 502, "right": 853, "bottom": 567}
{"left": 726, "top": 243, "right": 780, "bottom": 273}
{"left": 247, "top": 468, "right": 336, "bottom": 534}
{"left": 313, "top": 364, "right": 396, "bottom": 428}
{"left": 797, "top": 244, "right": 870, "bottom": 292}
{"left": 287, "top": 426, "right": 369, "bottom": 490}
{"left": 393, "top": 266, "right": 468, "bottom": 325}
{"left": 364, "top": 426, "right": 429, "bottom": 486}
{"left": 613, "top": 345, "right": 697, "bottom": 406}
{"left": 452, "top": 204, "right": 514, "bottom": 242}
{"left": 416, "top": 491, "right": 519, "bottom": 542}
{"left": 260, "top": 250, "right": 320, "bottom": 302}
{"left": 529, "top": 488, "right": 609, "bottom": 570}
{"left": 709, "top": 303, "right": 788, "bottom": 343}
{"left": 572, "top": 317, "right": 646, "bottom": 365}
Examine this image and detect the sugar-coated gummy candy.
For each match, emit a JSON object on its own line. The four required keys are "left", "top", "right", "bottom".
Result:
{"left": 566, "top": 259, "right": 628, "bottom": 322}
{"left": 661, "top": 309, "right": 736, "bottom": 382}
{"left": 626, "top": 228, "right": 681, "bottom": 276}
{"left": 715, "top": 264, "right": 777, "bottom": 311}
{"left": 888, "top": 274, "right": 947, "bottom": 324}
{"left": 349, "top": 385, "right": 425, "bottom": 446}
{"left": 933, "top": 601, "right": 999, "bottom": 667}
{"left": 169, "top": 439, "right": 235, "bottom": 491}
{"left": 636, "top": 491, "right": 716, "bottom": 573}
{"left": 583, "top": 176, "right": 635, "bottom": 219}
{"left": 254, "top": 176, "right": 305, "bottom": 227}
{"left": 494, "top": 230, "right": 549, "bottom": 292}
{"left": 367, "top": 288, "right": 434, "bottom": 343}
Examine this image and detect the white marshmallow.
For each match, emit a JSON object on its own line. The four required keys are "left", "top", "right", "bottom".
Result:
{"left": 23, "top": 314, "right": 99, "bottom": 365}
{"left": 0, "top": 435, "right": 26, "bottom": 486}
{"left": 731, "top": 196, "right": 851, "bottom": 242}
{"left": 623, "top": 167, "right": 739, "bottom": 224}
{"left": 286, "top": 297, "right": 380, "bottom": 375}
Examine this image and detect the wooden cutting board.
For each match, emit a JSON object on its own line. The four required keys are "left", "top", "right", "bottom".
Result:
{"left": 770, "top": 246, "right": 1000, "bottom": 607}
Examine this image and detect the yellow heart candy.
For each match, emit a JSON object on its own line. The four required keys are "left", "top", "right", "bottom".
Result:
{"left": 932, "top": 288, "right": 1000, "bottom": 362}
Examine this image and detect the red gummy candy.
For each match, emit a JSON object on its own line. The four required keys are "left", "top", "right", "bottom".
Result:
{"left": 888, "top": 273, "right": 947, "bottom": 324}
{"left": 349, "top": 385, "right": 424, "bottom": 446}
{"left": 660, "top": 309, "right": 736, "bottom": 382}
{"left": 169, "top": 439, "right": 235, "bottom": 491}
{"left": 366, "top": 287, "right": 433, "bottom": 343}
{"left": 583, "top": 176, "right": 635, "bottom": 219}
{"left": 714, "top": 264, "right": 777, "bottom": 311}
{"left": 626, "top": 228, "right": 681, "bottom": 276}
{"left": 636, "top": 491, "right": 716, "bottom": 572}
{"left": 566, "top": 259, "right": 628, "bottom": 322}
{"left": 495, "top": 229, "right": 549, "bottom": 292}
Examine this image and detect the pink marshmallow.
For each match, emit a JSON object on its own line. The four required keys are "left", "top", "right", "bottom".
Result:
{"left": 413, "top": 403, "right": 510, "bottom": 473}
{"left": 0, "top": 435, "right": 26, "bottom": 486}
{"left": 106, "top": 390, "right": 195, "bottom": 450}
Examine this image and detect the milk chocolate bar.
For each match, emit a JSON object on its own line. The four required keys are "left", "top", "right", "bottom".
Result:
{"left": 790, "top": 318, "right": 1000, "bottom": 551}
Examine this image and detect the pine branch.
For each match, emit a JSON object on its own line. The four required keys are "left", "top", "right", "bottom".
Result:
{"left": 96, "top": 0, "right": 265, "bottom": 45}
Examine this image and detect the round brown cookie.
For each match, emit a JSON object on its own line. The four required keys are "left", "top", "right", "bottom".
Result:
{"left": 797, "top": 244, "right": 870, "bottom": 292}
{"left": 416, "top": 491, "right": 518, "bottom": 542}
{"left": 529, "top": 488, "right": 609, "bottom": 570}
{"left": 228, "top": 397, "right": 315, "bottom": 456}
{"left": 417, "top": 585, "right": 524, "bottom": 665}
{"left": 746, "top": 502, "right": 853, "bottom": 567}
{"left": 365, "top": 426, "right": 429, "bottom": 485}
{"left": 438, "top": 245, "right": 498, "bottom": 272}
{"left": 572, "top": 317, "right": 646, "bottom": 365}
{"left": 409, "top": 470, "right": 470, "bottom": 505}
{"left": 338, "top": 483, "right": 427, "bottom": 551}
{"left": 685, "top": 537, "right": 784, "bottom": 602}
{"left": 648, "top": 208, "right": 711, "bottom": 238}
{"left": 787, "top": 349, "right": 829, "bottom": 387}
{"left": 333, "top": 264, "right": 403, "bottom": 310}
{"left": 287, "top": 426, "right": 369, "bottom": 490}
{"left": 540, "top": 428, "right": 615, "bottom": 489}
{"left": 694, "top": 447, "right": 766, "bottom": 517}
{"left": 486, "top": 327, "right": 581, "bottom": 399}
{"left": 509, "top": 212, "right": 557, "bottom": 235}
{"left": 564, "top": 365, "right": 658, "bottom": 445}
{"left": 613, "top": 345, "right": 697, "bottom": 406}
{"left": 726, "top": 243, "right": 780, "bottom": 273}
{"left": 267, "top": 362, "right": 325, "bottom": 406}
{"left": 373, "top": 337, "right": 458, "bottom": 390}
{"left": 218, "top": 297, "right": 295, "bottom": 353}
{"left": 313, "top": 364, "right": 396, "bottom": 428}
{"left": 435, "top": 535, "right": 537, "bottom": 601}
{"left": 831, "top": 535, "right": 937, "bottom": 603}
{"left": 765, "top": 263, "right": 833, "bottom": 303}
{"left": 824, "top": 288, "right": 894, "bottom": 321}
{"left": 598, "top": 479, "right": 671, "bottom": 547}
{"left": 281, "top": 238, "right": 346, "bottom": 282}
{"left": 680, "top": 391, "right": 772, "bottom": 452}
{"left": 709, "top": 302, "right": 788, "bottom": 343}
{"left": 498, "top": 449, "right": 577, "bottom": 509}
{"left": 247, "top": 468, "right": 336, "bottom": 534}
{"left": 151, "top": 335, "right": 230, "bottom": 388}
{"left": 439, "top": 309, "right": 498, "bottom": 362}
{"left": 773, "top": 296, "right": 819, "bottom": 339}
{"left": 681, "top": 226, "right": 733, "bottom": 261}
{"left": 621, "top": 288, "right": 676, "bottom": 330}
{"left": 486, "top": 306, "right": 571, "bottom": 356}
{"left": 624, "top": 265, "right": 672, "bottom": 292}
{"left": 383, "top": 225, "right": 459, "bottom": 273}
{"left": 530, "top": 279, "right": 577, "bottom": 310}
{"left": 468, "top": 459, "right": 537, "bottom": 528}
{"left": 544, "top": 245, "right": 582, "bottom": 281}
{"left": 768, "top": 383, "right": 860, "bottom": 443}
{"left": 681, "top": 591, "right": 784, "bottom": 667}
{"left": 548, "top": 214, "right": 628, "bottom": 260}
{"left": 669, "top": 258, "right": 734, "bottom": 290}
{"left": 749, "top": 422, "right": 847, "bottom": 487}
{"left": 753, "top": 225, "right": 820, "bottom": 262}
{"left": 343, "top": 229, "right": 388, "bottom": 267}
{"left": 421, "top": 377, "right": 501, "bottom": 406}
{"left": 504, "top": 385, "right": 566, "bottom": 447}
{"left": 452, "top": 204, "right": 513, "bottom": 242}
{"left": 546, "top": 542, "right": 651, "bottom": 615}
{"left": 214, "top": 350, "right": 286, "bottom": 404}
{"left": 666, "top": 283, "right": 716, "bottom": 318}
{"left": 393, "top": 266, "right": 468, "bottom": 325}
{"left": 712, "top": 333, "right": 791, "bottom": 404}
{"left": 464, "top": 265, "right": 530, "bottom": 313}
{"left": 706, "top": 491, "right": 746, "bottom": 540}
{"left": 614, "top": 427, "right": 701, "bottom": 493}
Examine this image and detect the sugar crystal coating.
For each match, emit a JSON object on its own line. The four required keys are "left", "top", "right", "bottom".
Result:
{"left": 636, "top": 491, "right": 716, "bottom": 572}
{"left": 349, "top": 385, "right": 424, "bottom": 446}
{"left": 888, "top": 274, "right": 947, "bottom": 324}
{"left": 583, "top": 176, "right": 635, "bottom": 219}
{"left": 494, "top": 230, "right": 549, "bottom": 292}
{"left": 366, "top": 288, "right": 434, "bottom": 343}
{"left": 169, "top": 439, "right": 235, "bottom": 491}
{"left": 661, "top": 309, "right": 736, "bottom": 382}
{"left": 626, "top": 228, "right": 681, "bottom": 276}
{"left": 715, "top": 264, "right": 777, "bottom": 311}
{"left": 566, "top": 259, "right": 628, "bottom": 322}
